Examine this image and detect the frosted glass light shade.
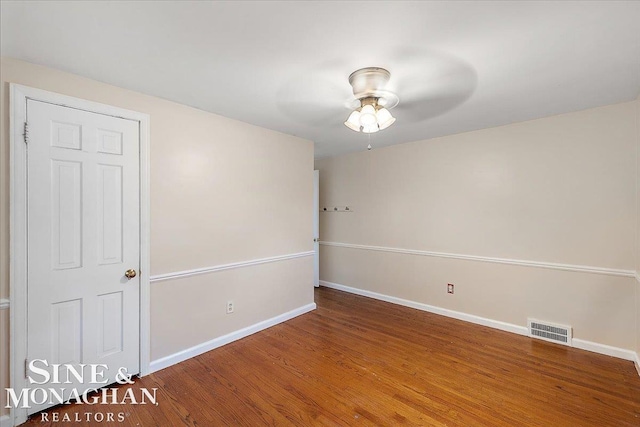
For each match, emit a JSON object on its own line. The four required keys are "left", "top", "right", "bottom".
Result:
{"left": 359, "top": 104, "right": 377, "bottom": 126}
{"left": 344, "top": 110, "right": 361, "bottom": 131}
{"left": 376, "top": 107, "right": 396, "bottom": 130}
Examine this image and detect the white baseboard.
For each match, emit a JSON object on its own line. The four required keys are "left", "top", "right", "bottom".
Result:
{"left": 320, "top": 280, "right": 528, "bottom": 336}
{"left": 635, "top": 352, "right": 640, "bottom": 377}
{"left": 320, "top": 280, "right": 640, "bottom": 369}
{"left": 571, "top": 338, "right": 637, "bottom": 361}
{"left": 0, "top": 415, "right": 11, "bottom": 427}
{"left": 149, "top": 303, "right": 316, "bottom": 373}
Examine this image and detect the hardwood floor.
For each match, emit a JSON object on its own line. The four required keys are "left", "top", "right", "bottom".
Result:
{"left": 26, "top": 286, "right": 640, "bottom": 426}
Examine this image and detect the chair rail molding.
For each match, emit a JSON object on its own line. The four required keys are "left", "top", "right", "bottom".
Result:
{"left": 319, "top": 241, "right": 635, "bottom": 278}
{"left": 150, "top": 251, "right": 315, "bottom": 283}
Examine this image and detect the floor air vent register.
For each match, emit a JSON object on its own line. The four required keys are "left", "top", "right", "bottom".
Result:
{"left": 527, "top": 319, "right": 572, "bottom": 346}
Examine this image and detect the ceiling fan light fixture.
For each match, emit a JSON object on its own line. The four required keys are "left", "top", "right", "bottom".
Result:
{"left": 343, "top": 67, "right": 398, "bottom": 135}
{"left": 344, "top": 110, "right": 362, "bottom": 131}
{"left": 376, "top": 107, "right": 395, "bottom": 130}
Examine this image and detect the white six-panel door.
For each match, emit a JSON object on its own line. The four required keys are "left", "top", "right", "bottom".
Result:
{"left": 27, "top": 100, "right": 140, "bottom": 414}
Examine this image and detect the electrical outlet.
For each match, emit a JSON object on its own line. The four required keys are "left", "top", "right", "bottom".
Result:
{"left": 226, "top": 301, "right": 234, "bottom": 314}
{"left": 447, "top": 284, "right": 454, "bottom": 294}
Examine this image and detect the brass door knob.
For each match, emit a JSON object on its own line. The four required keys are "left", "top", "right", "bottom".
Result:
{"left": 125, "top": 269, "right": 137, "bottom": 279}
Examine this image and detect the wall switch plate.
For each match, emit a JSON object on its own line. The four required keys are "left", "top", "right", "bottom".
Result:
{"left": 226, "top": 301, "right": 234, "bottom": 314}
{"left": 447, "top": 284, "right": 454, "bottom": 294}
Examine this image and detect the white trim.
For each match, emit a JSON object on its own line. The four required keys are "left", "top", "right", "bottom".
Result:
{"left": 0, "top": 299, "right": 9, "bottom": 310}
{"left": 0, "top": 415, "right": 11, "bottom": 427}
{"left": 138, "top": 112, "right": 151, "bottom": 376}
{"left": 319, "top": 280, "right": 639, "bottom": 364}
{"left": 313, "top": 170, "right": 320, "bottom": 287}
{"left": 571, "top": 339, "right": 637, "bottom": 361}
{"left": 149, "top": 302, "right": 317, "bottom": 373}
{"left": 9, "top": 83, "right": 28, "bottom": 427}
{"left": 319, "top": 280, "right": 528, "bottom": 336}
{"left": 9, "top": 84, "right": 151, "bottom": 426}
{"left": 320, "top": 241, "right": 635, "bottom": 278}
{"left": 634, "top": 352, "right": 640, "bottom": 377}
{"left": 149, "top": 251, "right": 315, "bottom": 283}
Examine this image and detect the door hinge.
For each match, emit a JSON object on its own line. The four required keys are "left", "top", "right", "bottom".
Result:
{"left": 23, "top": 122, "right": 29, "bottom": 144}
{"left": 24, "top": 359, "right": 28, "bottom": 378}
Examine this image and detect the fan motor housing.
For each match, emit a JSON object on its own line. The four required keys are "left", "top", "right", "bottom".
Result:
{"left": 348, "top": 67, "right": 399, "bottom": 109}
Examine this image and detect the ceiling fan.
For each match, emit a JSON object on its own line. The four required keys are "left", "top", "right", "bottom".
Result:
{"left": 343, "top": 67, "right": 399, "bottom": 134}
{"left": 275, "top": 49, "right": 477, "bottom": 141}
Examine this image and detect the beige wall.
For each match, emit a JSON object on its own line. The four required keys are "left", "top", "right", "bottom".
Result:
{"left": 152, "top": 257, "right": 312, "bottom": 358}
{"left": 316, "top": 101, "right": 638, "bottom": 350}
{"left": 0, "top": 57, "right": 314, "bottom": 414}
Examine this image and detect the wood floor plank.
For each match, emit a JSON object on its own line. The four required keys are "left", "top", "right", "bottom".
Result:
{"left": 23, "top": 286, "right": 640, "bottom": 426}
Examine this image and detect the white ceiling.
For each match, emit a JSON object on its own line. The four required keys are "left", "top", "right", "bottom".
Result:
{"left": 2, "top": 1, "right": 639, "bottom": 158}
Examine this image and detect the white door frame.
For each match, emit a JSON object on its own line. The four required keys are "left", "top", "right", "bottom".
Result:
{"left": 9, "top": 84, "right": 151, "bottom": 426}
{"left": 313, "top": 170, "right": 319, "bottom": 287}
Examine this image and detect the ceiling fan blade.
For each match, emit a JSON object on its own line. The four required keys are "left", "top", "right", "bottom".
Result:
{"left": 277, "top": 100, "right": 349, "bottom": 127}
{"left": 387, "top": 47, "right": 478, "bottom": 122}
{"left": 393, "top": 74, "right": 477, "bottom": 122}
{"left": 393, "top": 93, "right": 472, "bottom": 123}
{"left": 276, "top": 63, "right": 354, "bottom": 127}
